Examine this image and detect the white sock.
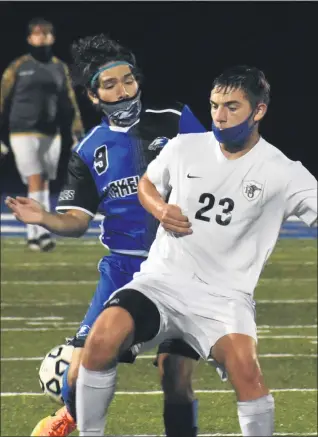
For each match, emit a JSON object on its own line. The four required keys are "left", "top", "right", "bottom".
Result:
{"left": 76, "top": 365, "right": 117, "bottom": 436}
{"left": 237, "top": 394, "right": 275, "bottom": 436}
{"left": 28, "top": 190, "right": 50, "bottom": 239}
{"left": 42, "top": 189, "right": 50, "bottom": 212}
{"left": 27, "top": 191, "right": 42, "bottom": 240}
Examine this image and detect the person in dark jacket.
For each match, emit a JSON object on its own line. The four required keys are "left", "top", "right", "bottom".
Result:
{"left": 0, "top": 17, "right": 84, "bottom": 251}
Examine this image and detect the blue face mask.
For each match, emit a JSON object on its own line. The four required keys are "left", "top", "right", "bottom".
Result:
{"left": 212, "top": 110, "right": 257, "bottom": 150}
{"left": 99, "top": 89, "right": 142, "bottom": 127}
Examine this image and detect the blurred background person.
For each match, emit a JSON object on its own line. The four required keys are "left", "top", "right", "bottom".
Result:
{"left": 0, "top": 17, "right": 84, "bottom": 251}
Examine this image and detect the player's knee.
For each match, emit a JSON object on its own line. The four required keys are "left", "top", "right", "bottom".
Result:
{"left": 83, "top": 307, "right": 135, "bottom": 366}
{"left": 160, "top": 355, "right": 195, "bottom": 402}
{"left": 227, "top": 352, "right": 261, "bottom": 388}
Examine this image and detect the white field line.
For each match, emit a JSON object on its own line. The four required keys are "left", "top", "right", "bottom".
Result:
{"left": 25, "top": 321, "right": 79, "bottom": 326}
{"left": 1, "top": 302, "right": 86, "bottom": 307}
{"left": 1, "top": 316, "right": 64, "bottom": 321}
{"left": 8, "top": 321, "right": 315, "bottom": 328}
{"left": 1, "top": 280, "right": 98, "bottom": 285}
{"left": 1, "top": 262, "right": 96, "bottom": 267}
{"left": 21, "top": 321, "right": 317, "bottom": 328}
{"left": 2, "top": 318, "right": 317, "bottom": 330}
{"left": 2, "top": 299, "right": 317, "bottom": 308}
{"left": 258, "top": 324, "right": 317, "bottom": 329}
{"left": 2, "top": 240, "right": 100, "bottom": 246}
{"left": 1, "top": 327, "right": 80, "bottom": 332}
{"left": 1, "top": 354, "right": 317, "bottom": 362}
{"left": 1, "top": 296, "right": 317, "bottom": 307}
{"left": 1, "top": 388, "right": 317, "bottom": 397}
{"left": 1, "top": 278, "right": 316, "bottom": 286}
{"left": 0, "top": 226, "right": 99, "bottom": 234}
{"left": 0, "top": 432, "right": 314, "bottom": 437}
{"left": 2, "top": 260, "right": 316, "bottom": 267}
{"left": 258, "top": 335, "right": 317, "bottom": 339}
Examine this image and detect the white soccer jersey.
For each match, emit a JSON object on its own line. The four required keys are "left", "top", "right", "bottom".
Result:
{"left": 137, "top": 132, "right": 317, "bottom": 297}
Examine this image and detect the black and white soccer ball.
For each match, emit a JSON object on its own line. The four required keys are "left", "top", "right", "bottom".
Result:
{"left": 39, "top": 344, "right": 74, "bottom": 404}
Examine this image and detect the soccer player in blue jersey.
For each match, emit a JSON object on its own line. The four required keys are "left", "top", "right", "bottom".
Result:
{"left": 6, "top": 34, "right": 206, "bottom": 437}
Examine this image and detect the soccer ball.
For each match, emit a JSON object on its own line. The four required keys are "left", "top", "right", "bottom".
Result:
{"left": 39, "top": 344, "right": 74, "bottom": 404}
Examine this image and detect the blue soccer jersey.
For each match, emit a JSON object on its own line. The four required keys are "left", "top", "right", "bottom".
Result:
{"left": 56, "top": 103, "right": 206, "bottom": 253}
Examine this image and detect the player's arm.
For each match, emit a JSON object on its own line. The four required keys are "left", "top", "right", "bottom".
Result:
{"left": 138, "top": 137, "right": 192, "bottom": 235}
{"left": 284, "top": 161, "right": 317, "bottom": 227}
{"left": 0, "top": 61, "right": 17, "bottom": 135}
{"left": 6, "top": 153, "right": 100, "bottom": 237}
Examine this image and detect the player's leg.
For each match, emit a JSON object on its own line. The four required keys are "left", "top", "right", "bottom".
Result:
{"left": 76, "top": 287, "right": 162, "bottom": 436}
{"left": 204, "top": 294, "right": 273, "bottom": 437}
{"left": 212, "top": 333, "right": 274, "bottom": 436}
{"left": 9, "top": 134, "right": 55, "bottom": 251}
{"left": 10, "top": 134, "right": 42, "bottom": 249}
{"left": 156, "top": 340, "right": 200, "bottom": 437}
{"left": 31, "top": 261, "right": 110, "bottom": 436}
{"left": 36, "top": 134, "right": 62, "bottom": 251}
{"left": 31, "top": 254, "right": 144, "bottom": 436}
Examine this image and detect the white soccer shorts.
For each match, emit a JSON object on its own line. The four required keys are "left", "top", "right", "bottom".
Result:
{"left": 10, "top": 134, "right": 61, "bottom": 184}
{"left": 116, "top": 273, "right": 257, "bottom": 360}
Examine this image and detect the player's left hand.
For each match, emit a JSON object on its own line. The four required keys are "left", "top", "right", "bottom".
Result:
{"left": 5, "top": 196, "right": 45, "bottom": 224}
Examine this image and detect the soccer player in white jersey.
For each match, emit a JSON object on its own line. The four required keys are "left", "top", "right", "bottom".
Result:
{"left": 74, "top": 65, "right": 317, "bottom": 436}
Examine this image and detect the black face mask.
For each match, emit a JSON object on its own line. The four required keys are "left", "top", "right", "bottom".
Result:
{"left": 98, "top": 89, "right": 142, "bottom": 127}
{"left": 28, "top": 44, "right": 53, "bottom": 63}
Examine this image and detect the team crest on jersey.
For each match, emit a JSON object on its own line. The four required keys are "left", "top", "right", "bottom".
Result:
{"left": 148, "top": 137, "right": 169, "bottom": 150}
{"left": 242, "top": 180, "right": 263, "bottom": 201}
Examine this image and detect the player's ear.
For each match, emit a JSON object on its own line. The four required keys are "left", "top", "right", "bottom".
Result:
{"left": 87, "top": 90, "right": 99, "bottom": 105}
{"left": 253, "top": 103, "right": 267, "bottom": 122}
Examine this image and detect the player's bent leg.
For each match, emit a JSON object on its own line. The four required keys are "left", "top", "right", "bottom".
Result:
{"left": 66, "top": 346, "right": 83, "bottom": 388}
{"left": 59, "top": 347, "right": 84, "bottom": 421}
{"left": 81, "top": 305, "right": 135, "bottom": 370}
{"left": 76, "top": 288, "right": 161, "bottom": 436}
{"left": 30, "top": 348, "right": 82, "bottom": 436}
{"left": 157, "top": 340, "right": 200, "bottom": 437}
{"left": 212, "top": 333, "right": 274, "bottom": 436}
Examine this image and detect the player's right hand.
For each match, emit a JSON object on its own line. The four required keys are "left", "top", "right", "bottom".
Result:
{"left": 158, "top": 204, "right": 193, "bottom": 235}
{"left": 5, "top": 196, "right": 45, "bottom": 225}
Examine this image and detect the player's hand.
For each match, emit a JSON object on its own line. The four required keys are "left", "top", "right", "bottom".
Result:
{"left": 0, "top": 141, "right": 9, "bottom": 156}
{"left": 5, "top": 196, "right": 46, "bottom": 225}
{"left": 158, "top": 204, "right": 193, "bottom": 235}
{"left": 0, "top": 141, "right": 9, "bottom": 163}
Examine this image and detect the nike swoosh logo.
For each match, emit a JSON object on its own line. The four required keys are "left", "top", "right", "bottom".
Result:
{"left": 187, "top": 173, "right": 201, "bottom": 179}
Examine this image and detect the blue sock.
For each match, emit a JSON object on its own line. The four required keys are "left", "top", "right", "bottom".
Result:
{"left": 192, "top": 399, "right": 199, "bottom": 430}
{"left": 164, "top": 399, "right": 199, "bottom": 436}
{"left": 61, "top": 365, "right": 76, "bottom": 421}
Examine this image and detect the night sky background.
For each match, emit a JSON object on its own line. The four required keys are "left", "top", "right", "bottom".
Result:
{"left": 0, "top": 1, "right": 316, "bottom": 193}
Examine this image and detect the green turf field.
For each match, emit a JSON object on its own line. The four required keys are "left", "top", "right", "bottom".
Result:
{"left": 1, "top": 238, "right": 317, "bottom": 436}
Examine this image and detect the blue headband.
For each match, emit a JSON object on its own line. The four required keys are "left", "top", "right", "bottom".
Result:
{"left": 90, "top": 61, "right": 133, "bottom": 87}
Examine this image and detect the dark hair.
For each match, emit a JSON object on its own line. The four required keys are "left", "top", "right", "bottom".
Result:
{"left": 27, "top": 17, "right": 54, "bottom": 36}
{"left": 212, "top": 65, "right": 270, "bottom": 108}
{"left": 71, "top": 33, "right": 140, "bottom": 92}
